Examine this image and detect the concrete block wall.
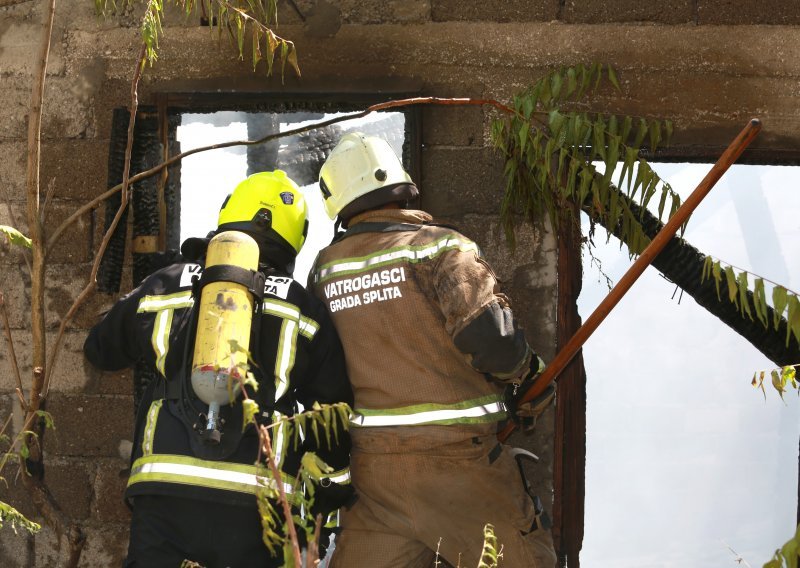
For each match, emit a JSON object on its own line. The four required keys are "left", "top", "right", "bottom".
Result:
{"left": 1, "top": 0, "right": 799, "bottom": 564}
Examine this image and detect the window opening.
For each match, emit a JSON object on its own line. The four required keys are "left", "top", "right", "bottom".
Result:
{"left": 580, "top": 163, "right": 800, "bottom": 566}
{"left": 177, "top": 110, "right": 408, "bottom": 283}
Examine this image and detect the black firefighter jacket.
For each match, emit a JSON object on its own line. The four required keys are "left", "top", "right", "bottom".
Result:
{"left": 84, "top": 258, "right": 353, "bottom": 511}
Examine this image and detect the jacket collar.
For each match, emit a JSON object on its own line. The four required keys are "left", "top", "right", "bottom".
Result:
{"left": 348, "top": 208, "right": 433, "bottom": 226}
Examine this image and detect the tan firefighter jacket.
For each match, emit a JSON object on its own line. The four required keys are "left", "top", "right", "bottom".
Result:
{"left": 310, "top": 209, "right": 534, "bottom": 448}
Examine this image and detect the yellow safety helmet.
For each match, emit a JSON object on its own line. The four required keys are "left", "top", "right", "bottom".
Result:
{"left": 217, "top": 170, "right": 309, "bottom": 257}
{"left": 319, "top": 132, "right": 416, "bottom": 221}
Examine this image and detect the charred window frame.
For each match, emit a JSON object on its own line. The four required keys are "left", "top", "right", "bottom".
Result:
{"left": 98, "top": 93, "right": 421, "bottom": 407}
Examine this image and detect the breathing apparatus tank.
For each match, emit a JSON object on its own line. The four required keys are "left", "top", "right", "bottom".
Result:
{"left": 190, "top": 230, "right": 260, "bottom": 444}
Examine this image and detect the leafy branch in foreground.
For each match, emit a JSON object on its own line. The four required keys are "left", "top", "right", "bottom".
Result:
{"left": 763, "top": 523, "right": 800, "bottom": 568}
{"left": 95, "top": 0, "right": 299, "bottom": 76}
{"left": 477, "top": 523, "right": 502, "bottom": 568}
{"left": 752, "top": 364, "right": 799, "bottom": 401}
{"left": 0, "top": 502, "right": 41, "bottom": 535}
{"left": 0, "top": 226, "right": 32, "bottom": 250}
{"left": 491, "top": 63, "right": 677, "bottom": 252}
{"left": 702, "top": 257, "right": 800, "bottom": 348}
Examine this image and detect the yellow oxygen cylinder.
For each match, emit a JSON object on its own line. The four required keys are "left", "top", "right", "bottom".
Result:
{"left": 190, "top": 231, "right": 260, "bottom": 443}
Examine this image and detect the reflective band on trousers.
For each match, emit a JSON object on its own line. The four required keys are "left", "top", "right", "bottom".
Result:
{"left": 350, "top": 396, "right": 508, "bottom": 427}
{"left": 128, "top": 455, "right": 294, "bottom": 496}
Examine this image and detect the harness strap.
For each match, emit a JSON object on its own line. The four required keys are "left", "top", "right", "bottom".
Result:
{"left": 198, "top": 265, "right": 266, "bottom": 301}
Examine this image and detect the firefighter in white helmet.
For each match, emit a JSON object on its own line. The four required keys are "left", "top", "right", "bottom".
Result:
{"left": 84, "top": 171, "right": 354, "bottom": 567}
{"left": 309, "top": 133, "right": 558, "bottom": 567}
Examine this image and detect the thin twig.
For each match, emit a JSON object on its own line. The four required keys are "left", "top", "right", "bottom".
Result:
{"left": 307, "top": 514, "right": 322, "bottom": 568}
{"left": 39, "top": 177, "right": 57, "bottom": 228}
{"left": 259, "top": 425, "right": 302, "bottom": 568}
{"left": 0, "top": 292, "right": 24, "bottom": 398}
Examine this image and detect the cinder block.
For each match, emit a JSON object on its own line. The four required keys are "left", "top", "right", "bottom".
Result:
{"left": 0, "top": 78, "right": 32, "bottom": 140}
{"left": 422, "top": 103, "right": 484, "bottom": 147}
{"left": 0, "top": 262, "right": 106, "bottom": 331}
{"left": 41, "top": 76, "right": 98, "bottom": 140}
{"left": 337, "top": 0, "right": 430, "bottom": 24}
{"left": 0, "top": 519, "right": 130, "bottom": 568}
{"left": 698, "top": 0, "right": 800, "bottom": 24}
{"left": 432, "top": 0, "right": 558, "bottom": 22}
{"left": 72, "top": 523, "right": 130, "bottom": 568}
{"left": 0, "top": 19, "right": 66, "bottom": 76}
{"left": 42, "top": 393, "right": 135, "bottom": 457}
{"left": 0, "top": 142, "right": 26, "bottom": 192}
{"left": 461, "top": 214, "right": 557, "bottom": 280}
{"left": 41, "top": 140, "right": 110, "bottom": 202}
{"left": 562, "top": 0, "right": 694, "bottom": 24}
{"left": 0, "top": 330, "right": 97, "bottom": 393}
{"left": 45, "top": 458, "right": 93, "bottom": 520}
{"left": 92, "top": 458, "right": 132, "bottom": 523}
{"left": 420, "top": 147, "right": 505, "bottom": 217}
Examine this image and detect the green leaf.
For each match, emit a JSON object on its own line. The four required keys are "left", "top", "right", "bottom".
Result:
{"left": 724, "top": 266, "right": 738, "bottom": 306}
{"left": 620, "top": 115, "right": 633, "bottom": 145}
{"left": 286, "top": 43, "right": 301, "bottom": 77}
{"left": 578, "top": 168, "right": 593, "bottom": 205}
{"left": 607, "top": 65, "right": 621, "bottom": 91}
{"left": 522, "top": 95, "right": 534, "bottom": 119}
{"left": 35, "top": 410, "right": 55, "bottom": 431}
{"left": 619, "top": 147, "right": 637, "bottom": 194}
{"left": 241, "top": 399, "right": 259, "bottom": 431}
{"left": 0, "top": 501, "right": 41, "bottom": 534}
{"left": 551, "top": 71, "right": 563, "bottom": 100}
{"left": 657, "top": 182, "right": 669, "bottom": 222}
{"left": 252, "top": 27, "right": 262, "bottom": 71}
{"left": 649, "top": 120, "right": 662, "bottom": 153}
{"left": 782, "top": 365, "right": 798, "bottom": 391}
{"left": 518, "top": 122, "right": 529, "bottom": 153}
{"left": 753, "top": 278, "right": 769, "bottom": 328}
{"left": 592, "top": 117, "right": 606, "bottom": 161}
{"left": 548, "top": 110, "right": 564, "bottom": 140}
{"left": 0, "top": 226, "right": 31, "bottom": 249}
{"left": 772, "top": 369, "right": 786, "bottom": 400}
{"left": 566, "top": 67, "right": 577, "bottom": 97}
{"left": 773, "top": 286, "right": 789, "bottom": 328}
{"left": 300, "top": 452, "right": 333, "bottom": 481}
{"left": 633, "top": 118, "right": 648, "bottom": 148}
{"left": 701, "top": 257, "right": 713, "bottom": 283}
{"left": 711, "top": 260, "right": 722, "bottom": 300}
{"left": 787, "top": 295, "right": 800, "bottom": 347}
{"left": 664, "top": 120, "right": 674, "bottom": 145}
{"left": 736, "top": 271, "right": 753, "bottom": 320}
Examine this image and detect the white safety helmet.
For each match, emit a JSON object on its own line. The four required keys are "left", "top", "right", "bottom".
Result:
{"left": 319, "top": 132, "right": 417, "bottom": 221}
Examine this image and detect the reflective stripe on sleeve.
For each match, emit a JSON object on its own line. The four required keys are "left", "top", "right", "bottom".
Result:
{"left": 323, "top": 467, "right": 351, "bottom": 485}
{"left": 137, "top": 292, "right": 194, "bottom": 378}
{"left": 127, "top": 454, "right": 295, "bottom": 497}
{"left": 315, "top": 236, "right": 479, "bottom": 283}
{"left": 262, "top": 299, "right": 319, "bottom": 340}
{"left": 350, "top": 395, "right": 507, "bottom": 427}
{"left": 137, "top": 291, "right": 194, "bottom": 312}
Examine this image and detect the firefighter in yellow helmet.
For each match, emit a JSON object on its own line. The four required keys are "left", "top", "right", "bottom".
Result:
{"left": 84, "top": 171, "right": 354, "bottom": 567}
{"left": 309, "top": 134, "right": 557, "bottom": 567}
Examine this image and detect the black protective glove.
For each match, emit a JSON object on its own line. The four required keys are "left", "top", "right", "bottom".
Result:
{"left": 309, "top": 480, "right": 358, "bottom": 519}
{"left": 505, "top": 355, "right": 556, "bottom": 429}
